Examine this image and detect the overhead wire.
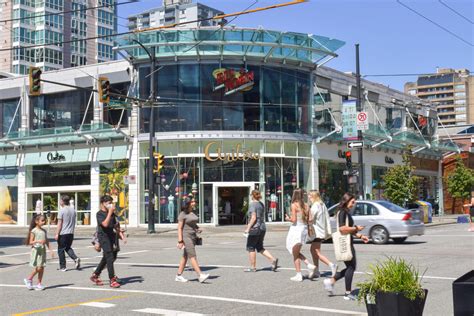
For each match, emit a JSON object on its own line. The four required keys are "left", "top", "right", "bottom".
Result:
{"left": 438, "top": 0, "right": 473, "bottom": 24}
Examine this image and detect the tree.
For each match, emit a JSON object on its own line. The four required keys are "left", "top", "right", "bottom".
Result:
{"left": 445, "top": 156, "right": 474, "bottom": 213}
{"left": 382, "top": 151, "right": 419, "bottom": 207}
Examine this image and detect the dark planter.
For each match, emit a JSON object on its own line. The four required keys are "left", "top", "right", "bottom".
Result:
{"left": 453, "top": 270, "right": 474, "bottom": 316}
{"left": 375, "top": 289, "right": 428, "bottom": 316}
{"left": 364, "top": 302, "right": 377, "bottom": 316}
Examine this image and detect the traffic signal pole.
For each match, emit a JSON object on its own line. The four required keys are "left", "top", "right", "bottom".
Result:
{"left": 148, "top": 46, "right": 156, "bottom": 234}
{"left": 355, "top": 44, "right": 365, "bottom": 199}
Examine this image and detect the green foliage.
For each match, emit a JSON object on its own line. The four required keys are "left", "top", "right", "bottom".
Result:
{"left": 357, "top": 257, "right": 426, "bottom": 304}
{"left": 382, "top": 151, "right": 419, "bottom": 206}
{"left": 445, "top": 156, "right": 474, "bottom": 201}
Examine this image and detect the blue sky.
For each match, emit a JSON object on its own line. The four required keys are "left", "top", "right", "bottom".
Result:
{"left": 119, "top": 0, "right": 474, "bottom": 91}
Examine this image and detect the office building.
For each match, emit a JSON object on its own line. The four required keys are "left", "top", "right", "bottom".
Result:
{"left": 405, "top": 68, "right": 472, "bottom": 126}
{"left": 0, "top": 0, "right": 117, "bottom": 75}
{"left": 127, "top": 0, "right": 224, "bottom": 30}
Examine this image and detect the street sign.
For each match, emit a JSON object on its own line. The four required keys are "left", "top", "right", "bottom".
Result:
{"left": 347, "top": 141, "right": 364, "bottom": 149}
{"left": 356, "top": 111, "right": 369, "bottom": 131}
{"left": 342, "top": 100, "right": 358, "bottom": 140}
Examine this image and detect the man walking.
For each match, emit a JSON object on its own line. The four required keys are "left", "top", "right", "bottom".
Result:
{"left": 55, "top": 195, "right": 80, "bottom": 271}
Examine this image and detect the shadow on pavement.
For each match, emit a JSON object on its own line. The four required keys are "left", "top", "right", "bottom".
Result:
{"left": 45, "top": 283, "right": 74, "bottom": 290}
{"left": 0, "top": 262, "right": 28, "bottom": 268}
{"left": 120, "top": 276, "right": 144, "bottom": 284}
{"left": 0, "top": 236, "right": 26, "bottom": 248}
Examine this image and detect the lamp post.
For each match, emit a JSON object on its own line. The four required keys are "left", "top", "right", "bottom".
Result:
{"left": 133, "top": 39, "right": 156, "bottom": 234}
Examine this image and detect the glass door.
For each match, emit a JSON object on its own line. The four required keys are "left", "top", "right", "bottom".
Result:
{"left": 76, "top": 192, "right": 91, "bottom": 226}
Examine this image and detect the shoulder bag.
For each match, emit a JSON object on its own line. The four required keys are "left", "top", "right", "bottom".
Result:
{"left": 332, "top": 211, "right": 353, "bottom": 261}
{"left": 305, "top": 204, "right": 316, "bottom": 243}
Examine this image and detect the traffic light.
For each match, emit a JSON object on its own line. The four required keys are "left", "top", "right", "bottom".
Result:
{"left": 98, "top": 77, "right": 110, "bottom": 104}
{"left": 345, "top": 151, "right": 352, "bottom": 170}
{"left": 28, "top": 67, "right": 42, "bottom": 96}
{"left": 153, "top": 152, "right": 165, "bottom": 174}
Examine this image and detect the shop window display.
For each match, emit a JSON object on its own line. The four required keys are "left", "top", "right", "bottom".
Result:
{"left": 0, "top": 167, "right": 18, "bottom": 224}
{"left": 100, "top": 160, "right": 129, "bottom": 224}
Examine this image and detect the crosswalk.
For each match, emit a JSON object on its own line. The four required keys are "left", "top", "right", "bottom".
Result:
{"left": 79, "top": 302, "right": 205, "bottom": 315}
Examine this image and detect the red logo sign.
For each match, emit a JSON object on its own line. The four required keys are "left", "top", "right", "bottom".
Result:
{"left": 357, "top": 112, "right": 367, "bottom": 122}
{"left": 213, "top": 68, "right": 255, "bottom": 96}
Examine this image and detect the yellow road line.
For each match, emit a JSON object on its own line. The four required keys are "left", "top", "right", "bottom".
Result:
{"left": 12, "top": 294, "right": 134, "bottom": 316}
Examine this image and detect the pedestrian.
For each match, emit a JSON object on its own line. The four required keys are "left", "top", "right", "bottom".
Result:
{"left": 285, "top": 188, "right": 317, "bottom": 282}
{"left": 175, "top": 197, "right": 209, "bottom": 283}
{"left": 55, "top": 195, "right": 80, "bottom": 271}
{"left": 23, "top": 214, "right": 54, "bottom": 291}
{"left": 463, "top": 194, "right": 474, "bottom": 232}
{"left": 323, "top": 193, "right": 369, "bottom": 300}
{"left": 244, "top": 189, "right": 279, "bottom": 272}
{"left": 308, "top": 190, "right": 338, "bottom": 279}
{"left": 90, "top": 195, "right": 127, "bottom": 288}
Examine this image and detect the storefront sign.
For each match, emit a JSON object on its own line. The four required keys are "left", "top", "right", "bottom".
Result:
{"left": 342, "top": 100, "right": 358, "bottom": 140}
{"left": 47, "top": 152, "right": 66, "bottom": 163}
{"left": 204, "top": 141, "right": 260, "bottom": 162}
{"left": 385, "top": 156, "right": 394, "bottom": 164}
{"left": 212, "top": 68, "right": 255, "bottom": 96}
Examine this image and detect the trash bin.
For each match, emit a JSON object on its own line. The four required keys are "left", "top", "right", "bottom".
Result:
{"left": 453, "top": 270, "right": 474, "bottom": 316}
{"left": 416, "top": 201, "right": 432, "bottom": 224}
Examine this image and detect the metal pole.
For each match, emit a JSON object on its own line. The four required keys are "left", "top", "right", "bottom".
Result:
{"left": 148, "top": 46, "right": 156, "bottom": 233}
{"left": 355, "top": 44, "right": 365, "bottom": 199}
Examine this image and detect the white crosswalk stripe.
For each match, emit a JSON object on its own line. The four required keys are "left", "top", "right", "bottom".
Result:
{"left": 80, "top": 302, "right": 116, "bottom": 308}
{"left": 133, "top": 308, "right": 205, "bottom": 315}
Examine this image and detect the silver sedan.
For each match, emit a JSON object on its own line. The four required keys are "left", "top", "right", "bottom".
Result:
{"left": 328, "top": 200, "right": 425, "bottom": 245}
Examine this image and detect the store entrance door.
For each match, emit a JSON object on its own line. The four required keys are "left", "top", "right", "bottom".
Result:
{"left": 213, "top": 183, "right": 254, "bottom": 226}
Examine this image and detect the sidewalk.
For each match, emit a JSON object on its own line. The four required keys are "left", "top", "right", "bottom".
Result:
{"left": 0, "top": 215, "right": 461, "bottom": 238}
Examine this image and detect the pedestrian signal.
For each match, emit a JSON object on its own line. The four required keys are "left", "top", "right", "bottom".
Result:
{"left": 153, "top": 152, "right": 165, "bottom": 174}
{"left": 98, "top": 77, "right": 110, "bottom": 104}
{"left": 29, "top": 67, "right": 42, "bottom": 96}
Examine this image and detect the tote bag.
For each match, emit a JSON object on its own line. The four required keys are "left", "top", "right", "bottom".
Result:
{"left": 332, "top": 211, "right": 353, "bottom": 262}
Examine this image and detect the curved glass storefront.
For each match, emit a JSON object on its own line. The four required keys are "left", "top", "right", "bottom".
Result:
{"left": 138, "top": 63, "right": 312, "bottom": 134}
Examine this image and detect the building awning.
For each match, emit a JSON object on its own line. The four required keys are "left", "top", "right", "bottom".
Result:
{"left": 97, "top": 145, "right": 129, "bottom": 161}
{"left": 0, "top": 154, "right": 17, "bottom": 167}
{"left": 24, "top": 148, "right": 91, "bottom": 166}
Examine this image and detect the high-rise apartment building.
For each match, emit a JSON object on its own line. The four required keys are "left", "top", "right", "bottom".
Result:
{"left": 405, "top": 68, "right": 472, "bottom": 126}
{"left": 0, "top": 0, "right": 117, "bottom": 75}
{"left": 127, "top": 0, "right": 224, "bottom": 31}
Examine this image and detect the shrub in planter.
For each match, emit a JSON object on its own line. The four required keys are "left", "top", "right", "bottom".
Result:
{"left": 357, "top": 257, "right": 427, "bottom": 316}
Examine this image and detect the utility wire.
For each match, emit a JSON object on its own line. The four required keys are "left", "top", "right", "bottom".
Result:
{"left": 396, "top": 0, "right": 473, "bottom": 47}
{"left": 438, "top": 0, "right": 473, "bottom": 24}
{"left": 0, "top": 1, "right": 136, "bottom": 24}
{"left": 363, "top": 73, "right": 435, "bottom": 77}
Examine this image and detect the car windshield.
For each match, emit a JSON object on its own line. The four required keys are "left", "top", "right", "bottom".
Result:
{"left": 377, "top": 201, "right": 406, "bottom": 213}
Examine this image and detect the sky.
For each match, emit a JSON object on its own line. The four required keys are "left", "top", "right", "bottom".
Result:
{"left": 118, "top": 0, "right": 474, "bottom": 91}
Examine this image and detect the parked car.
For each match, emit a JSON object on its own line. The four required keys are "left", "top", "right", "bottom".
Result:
{"left": 327, "top": 200, "right": 425, "bottom": 244}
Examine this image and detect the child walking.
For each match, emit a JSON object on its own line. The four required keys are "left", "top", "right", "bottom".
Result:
{"left": 24, "top": 215, "right": 54, "bottom": 291}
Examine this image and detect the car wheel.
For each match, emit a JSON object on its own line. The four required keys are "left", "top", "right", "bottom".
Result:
{"left": 392, "top": 237, "right": 407, "bottom": 244}
{"left": 370, "top": 226, "right": 389, "bottom": 245}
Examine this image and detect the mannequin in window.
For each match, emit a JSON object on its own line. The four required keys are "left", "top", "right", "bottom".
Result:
{"left": 168, "top": 195, "right": 175, "bottom": 223}
{"left": 224, "top": 201, "right": 231, "bottom": 215}
{"left": 35, "top": 199, "right": 43, "bottom": 215}
{"left": 270, "top": 193, "right": 278, "bottom": 222}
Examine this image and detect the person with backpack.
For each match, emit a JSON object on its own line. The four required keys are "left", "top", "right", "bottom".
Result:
{"left": 244, "top": 190, "right": 278, "bottom": 272}
{"left": 307, "top": 190, "right": 337, "bottom": 279}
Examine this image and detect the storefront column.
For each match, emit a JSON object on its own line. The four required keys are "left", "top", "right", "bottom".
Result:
{"left": 364, "top": 161, "right": 372, "bottom": 200}
{"left": 311, "top": 139, "right": 319, "bottom": 190}
{"left": 17, "top": 166, "right": 27, "bottom": 226}
{"left": 128, "top": 141, "right": 139, "bottom": 227}
{"left": 438, "top": 160, "right": 444, "bottom": 216}
{"left": 90, "top": 161, "right": 100, "bottom": 227}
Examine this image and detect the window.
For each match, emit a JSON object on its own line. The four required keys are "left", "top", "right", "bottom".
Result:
{"left": 98, "top": 43, "right": 114, "bottom": 59}
{"left": 455, "top": 92, "right": 466, "bottom": 98}
{"left": 31, "top": 164, "right": 90, "bottom": 187}
{"left": 354, "top": 203, "right": 379, "bottom": 216}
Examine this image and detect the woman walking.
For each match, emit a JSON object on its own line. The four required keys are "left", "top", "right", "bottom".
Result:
{"left": 244, "top": 190, "right": 278, "bottom": 272}
{"left": 308, "top": 190, "right": 338, "bottom": 279}
{"left": 323, "top": 193, "right": 369, "bottom": 300}
{"left": 176, "top": 198, "right": 209, "bottom": 283}
{"left": 23, "top": 215, "right": 54, "bottom": 290}
{"left": 90, "top": 195, "right": 127, "bottom": 288}
{"left": 285, "top": 188, "right": 317, "bottom": 282}
{"left": 463, "top": 194, "right": 474, "bottom": 232}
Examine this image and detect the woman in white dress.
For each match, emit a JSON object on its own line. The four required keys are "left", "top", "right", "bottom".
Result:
{"left": 285, "top": 188, "right": 316, "bottom": 282}
{"left": 308, "top": 190, "right": 338, "bottom": 279}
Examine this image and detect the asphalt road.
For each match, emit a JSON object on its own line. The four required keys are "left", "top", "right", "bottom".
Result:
{"left": 0, "top": 223, "right": 472, "bottom": 316}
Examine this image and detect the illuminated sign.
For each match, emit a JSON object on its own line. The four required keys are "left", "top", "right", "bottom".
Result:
{"left": 204, "top": 141, "right": 260, "bottom": 162}
{"left": 213, "top": 68, "right": 255, "bottom": 96}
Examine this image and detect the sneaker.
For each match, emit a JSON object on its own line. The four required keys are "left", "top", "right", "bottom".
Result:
{"left": 271, "top": 258, "right": 279, "bottom": 272}
{"left": 35, "top": 283, "right": 45, "bottom": 291}
{"left": 198, "top": 273, "right": 209, "bottom": 283}
{"left": 323, "top": 278, "right": 335, "bottom": 295}
{"left": 308, "top": 266, "right": 319, "bottom": 280}
{"left": 175, "top": 275, "right": 188, "bottom": 283}
{"left": 109, "top": 279, "right": 121, "bottom": 288}
{"left": 59, "top": 267, "right": 67, "bottom": 272}
{"left": 244, "top": 267, "right": 257, "bottom": 272}
{"left": 330, "top": 263, "right": 338, "bottom": 277}
{"left": 113, "top": 276, "right": 123, "bottom": 285}
{"left": 23, "top": 278, "right": 33, "bottom": 290}
{"left": 75, "top": 258, "right": 81, "bottom": 270}
{"left": 90, "top": 274, "right": 104, "bottom": 286}
{"left": 344, "top": 293, "right": 357, "bottom": 301}
{"left": 290, "top": 273, "right": 303, "bottom": 282}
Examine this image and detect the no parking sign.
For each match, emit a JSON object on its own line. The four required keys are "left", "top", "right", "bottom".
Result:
{"left": 356, "top": 112, "right": 369, "bottom": 131}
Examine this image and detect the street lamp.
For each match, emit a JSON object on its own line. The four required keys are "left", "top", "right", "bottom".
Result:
{"left": 132, "top": 39, "right": 156, "bottom": 234}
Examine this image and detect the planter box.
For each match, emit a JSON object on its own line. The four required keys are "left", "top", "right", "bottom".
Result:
{"left": 453, "top": 270, "right": 474, "bottom": 316}
{"left": 375, "top": 289, "right": 428, "bottom": 316}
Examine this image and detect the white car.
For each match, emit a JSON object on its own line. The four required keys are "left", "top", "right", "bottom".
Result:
{"left": 328, "top": 200, "right": 425, "bottom": 244}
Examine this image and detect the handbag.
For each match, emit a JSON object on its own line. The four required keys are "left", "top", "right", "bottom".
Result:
{"left": 91, "top": 230, "right": 101, "bottom": 252}
{"left": 332, "top": 211, "right": 353, "bottom": 261}
{"left": 195, "top": 236, "right": 202, "bottom": 246}
{"left": 305, "top": 208, "right": 316, "bottom": 243}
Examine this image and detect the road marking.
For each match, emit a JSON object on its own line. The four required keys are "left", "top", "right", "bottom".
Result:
{"left": 133, "top": 308, "right": 204, "bottom": 315}
{"left": 81, "top": 261, "right": 457, "bottom": 281}
{"left": 0, "top": 252, "right": 31, "bottom": 258}
{"left": 11, "top": 294, "right": 132, "bottom": 315}
{"left": 81, "top": 302, "right": 116, "bottom": 308}
{"left": 0, "top": 284, "right": 366, "bottom": 315}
